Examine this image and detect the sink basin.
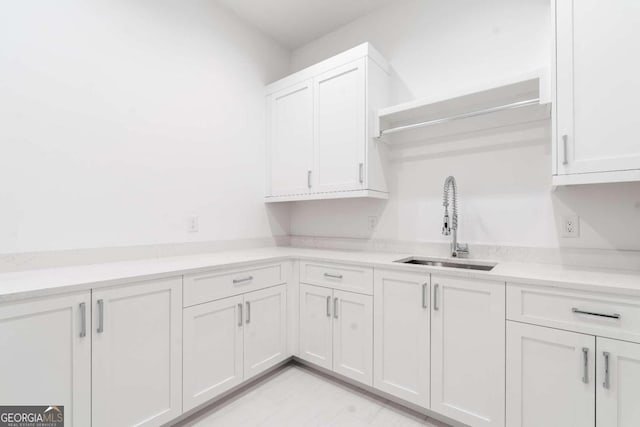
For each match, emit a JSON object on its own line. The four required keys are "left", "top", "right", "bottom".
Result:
{"left": 394, "top": 256, "right": 496, "bottom": 271}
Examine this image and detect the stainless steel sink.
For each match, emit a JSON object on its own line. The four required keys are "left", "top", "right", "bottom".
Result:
{"left": 394, "top": 256, "right": 496, "bottom": 271}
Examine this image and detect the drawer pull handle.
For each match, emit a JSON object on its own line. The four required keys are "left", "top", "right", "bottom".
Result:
{"left": 233, "top": 276, "right": 253, "bottom": 284}
{"left": 572, "top": 308, "right": 620, "bottom": 319}
{"left": 582, "top": 347, "right": 589, "bottom": 384}
{"left": 324, "top": 273, "right": 343, "bottom": 280}
{"left": 603, "top": 351, "right": 610, "bottom": 389}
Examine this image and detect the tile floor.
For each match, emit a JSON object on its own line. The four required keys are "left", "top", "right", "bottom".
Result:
{"left": 178, "top": 364, "right": 448, "bottom": 427}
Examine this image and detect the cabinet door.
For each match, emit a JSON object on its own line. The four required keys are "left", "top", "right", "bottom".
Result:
{"left": 243, "top": 285, "right": 287, "bottom": 379}
{"left": 332, "top": 290, "right": 373, "bottom": 386}
{"left": 92, "top": 277, "right": 182, "bottom": 427}
{"left": 299, "top": 284, "right": 333, "bottom": 370}
{"left": 556, "top": 0, "right": 640, "bottom": 175}
{"left": 267, "top": 80, "right": 314, "bottom": 196}
{"left": 597, "top": 337, "right": 640, "bottom": 427}
{"left": 183, "top": 295, "right": 244, "bottom": 411}
{"left": 506, "top": 321, "right": 595, "bottom": 427}
{"left": 0, "top": 292, "right": 91, "bottom": 427}
{"left": 313, "top": 58, "right": 366, "bottom": 193}
{"left": 431, "top": 275, "right": 505, "bottom": 427}
{"left": 373, "top": 270, "right": 430, "bottom": 408}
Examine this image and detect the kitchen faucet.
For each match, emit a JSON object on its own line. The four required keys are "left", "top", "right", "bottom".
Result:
{"left": 442, "top": 176, "right": 469, "bottom": 258}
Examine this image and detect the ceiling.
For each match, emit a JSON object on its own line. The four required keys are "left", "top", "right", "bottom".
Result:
{"left": 216, "top": 0, "right": 397, "bottom": 49}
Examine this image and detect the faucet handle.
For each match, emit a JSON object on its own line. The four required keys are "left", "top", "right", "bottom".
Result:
{"left": 454, "top": 243, "right": 469, "bottom": 258}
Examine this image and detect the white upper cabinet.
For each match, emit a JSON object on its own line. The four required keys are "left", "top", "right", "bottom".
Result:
{"left": 554, "top": 0, "right": 640, "bottom": 185}
{"left": 267, "top": 80, "right": 314, "bottom": 197}
{"left": 265, "top": 43, "right": 390, "bottom": 202}
{"left": 313, "top": 59, "right": 366, "bottom": 193}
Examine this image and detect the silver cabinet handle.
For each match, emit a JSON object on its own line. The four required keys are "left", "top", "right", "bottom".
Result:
{"left": 326, "top": 296, "right": 331, "bottom": 317}
{"left": 96, "top": 299, "right": 104, "bottom": 333}
{"left": 333, "top": 297, "right": 338, "bottom": 319}
{"left": 358, "top": 163, "right": 364, "bottom": 184}
{"left": 572, "top": 308, "right": 620, "bottom": 320}
{"left": 603, "top": 351, "right": 610, "bottom": 389}
{"left": 562, "top": 134, "right": 569, "bottom": 165}
{"left": 79, "top": 302, "right": 87, "bottom": 338}
{"left": 324, "top": 272, "right": 343, "bottom": 279}
{"left": 433, "top": 284, "right": 440, "bottom": 311}
{"left": 246, "top": 301, "right": 251, "bottom": 324}
{"left": 238, "top": 303, "right": 243, "bottom": 327}
{"left": 422, "top": 283, "right": 428, "bottom": 309}
{"left": 307, "top": 170, "right": 312, "bottom": 188}
{"left": 582, "top": 347, "right": 589, "bottom": 384}
{"left": 233, "top": 276, "right": 253, "bottom": 284}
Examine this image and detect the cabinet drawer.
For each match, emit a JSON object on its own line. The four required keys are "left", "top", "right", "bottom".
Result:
{"left": 300, "top": 260, "right": 373, "bottom": 295}
{"left": 184, "top": 263, "right": 286, "bottom": 307}
{"left": 507, "top": 284, "right": 640, "bottom": 343}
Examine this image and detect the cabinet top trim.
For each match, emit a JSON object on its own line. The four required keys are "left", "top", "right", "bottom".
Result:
{"left": 266, "top": 42, "right": 389, "bottom": 95}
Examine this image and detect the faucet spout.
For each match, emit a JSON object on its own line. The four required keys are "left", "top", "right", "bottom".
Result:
{"left": 442, "top": 176, "right": 468, "bottom": 258}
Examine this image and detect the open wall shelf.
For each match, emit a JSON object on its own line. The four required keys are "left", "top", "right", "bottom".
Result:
{"left": 375, "top": 70, "right": 551, "bottom": 145}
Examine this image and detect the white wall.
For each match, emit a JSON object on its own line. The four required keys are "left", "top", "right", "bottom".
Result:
{"left": 0, "top": 0, "right": 291, "bottom": 253}
{"left": 289, "top": 0, "right": 640, "bottom": 251}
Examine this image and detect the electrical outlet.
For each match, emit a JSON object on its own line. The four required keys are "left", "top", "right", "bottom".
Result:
{"left": 188, "top": 215, "right": 199, "bottom": 233}
{"left": 561, "top": 215, "right": 580, "bottom": 238}
{"left": 367, "top": 216, "right": 378, "bottom": 231}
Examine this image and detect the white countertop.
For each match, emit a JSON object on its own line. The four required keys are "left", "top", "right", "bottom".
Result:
{"left": 0, "top": 246, "right": 639, "bottom": 302}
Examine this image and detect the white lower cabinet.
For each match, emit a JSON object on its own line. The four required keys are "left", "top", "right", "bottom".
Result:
{"left": 0, "top": 291, "right": 91, "bottom": 427}
{"left": 373, "top": 270, "right": 430, "bottom": 408}
{"left": 596, "top": 338, "right": 640, "bottom": 427}
{"left": 506, "top": 321, "right": 595, "bottom": 427}
{"left": 430, "top": 275, "right": 505, "bottom": 427}
{"left": 299, "top": 283, "right": 373, "bottom": 386}
{"left": 183, "top": 285, "right": 287, "bottom": 412}
{"left": 243, "top": 285, "right": 288, "bottom": 379}
{"left": 332, "top": 289, "right": 373, "bottom": 384}
{"left": 92, "top": 277, "right": 183, "bottom": 427}
{"left": 299, "top": 283, "right": 334, "bottom": 369}
{"left": 183, "top": 295, "right": 244, "bottom": 411}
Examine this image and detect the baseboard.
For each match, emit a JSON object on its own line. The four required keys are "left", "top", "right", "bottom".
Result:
{"left": 170, "top": 357, "right": 465, "bottom": 427}
{"left": 292, "top": 358, "right": 464, "bottom": 427}
{"left": 168, "top": 358, "right": 292, "bottom": 426}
